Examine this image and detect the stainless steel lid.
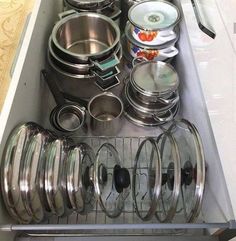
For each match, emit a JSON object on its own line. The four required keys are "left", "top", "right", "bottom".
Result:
{"left": 44, "top": 138, "right": 71, "bottom": 217}
{"left": 94, "top": 143, "right": 130, "bottom": 218}
{"left": 168, "top": 119, "right": 205, "bottom": 222}
{"left": 155, "top": 132, "right": 181, "bottom": 222}
{"left": 66, "top": 143, "right": 95, "bottom": 214}
{"left": 132, "top": 138, "right": 162, "bottom": 221}
{"left": 128, "top": 0, "right": 181, "bottom": 31}
{"left": 130, "top": 61, "right": 179, "bottom": 97}
{"left": 1, "top": 123, "right": 40, "bottom": 223}
{"left": 21, "top": 131, "right": 52, "bottom": 223}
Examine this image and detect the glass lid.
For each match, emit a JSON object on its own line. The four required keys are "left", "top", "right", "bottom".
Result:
{"left": 1, "top": 122, "right": 40, "bottom": 224}
{"left": 155, "top": 132, "right": 181, "bottom": 222}
{"left": 67, "top": 0, "right": 109, "bottom": 6}
{"left": 21, "top": 131, "right": 52, "bottom": 223}
{"left": 66, "top": 143, "right": 95, "bottom": 214}
{"left": 44, "top": 138, "right": 71, "bottom": 217}
{"left": 128, "top": 0, "right": 181, "bottom": 31}
{"left": 131, "top": 61, "right": 179, "bottom": 96}
{"left": 94, "top": 143, "right": 130, "bottom": 218}
{"left": 168, "top": 119, "right": 205, "bottom": 223}
{"left": 132, "top": 138, "right": 162, "bottom": 221}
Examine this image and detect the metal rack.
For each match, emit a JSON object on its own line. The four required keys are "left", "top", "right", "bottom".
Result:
{"left": 0, "top": 136, "right": 230, "bottom": 237}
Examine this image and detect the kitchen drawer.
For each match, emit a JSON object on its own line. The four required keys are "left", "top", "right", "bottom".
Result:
{"left": 0, "top": 0, "right": 235, "bottom": 240}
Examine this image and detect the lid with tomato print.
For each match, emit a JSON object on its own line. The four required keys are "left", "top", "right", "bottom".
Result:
{"left": 128, "top": 0, "right": 181, "bottom": 31}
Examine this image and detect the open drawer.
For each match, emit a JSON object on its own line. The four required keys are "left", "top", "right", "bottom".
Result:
{"left": 0, "top": 0, "right": 235, "bottom": 240}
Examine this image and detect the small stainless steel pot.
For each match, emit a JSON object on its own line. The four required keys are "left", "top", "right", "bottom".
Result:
{"left": 128, "top": 0, "right": 181, "bottom": 46}
{"left": 125, "top": 22, "right": 179, "bottom": 61}
{"left": 66, "top": 0, "right": 114, "bottom": 11}
{"left": 130, "top": 60, "right": 179, "bottom": 104}
{"left": 88, "top": 92, "right": 124, "bottom": 135}
{"left": 126, "top": 80, "right": 179, "bottom": 113}
{"left": 51, "top": 12, "right": 120, "bottom": 69}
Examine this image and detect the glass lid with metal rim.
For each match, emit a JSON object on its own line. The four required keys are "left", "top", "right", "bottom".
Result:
{"left": 132, "top": 138, "right": 162, "bottom": 221}
{"left": 21, "top": 130, "right": 52, "bottom": 223}
{"left": 1, "top": 122, "right": 40, "bottom": 224}
{"left": 130, "top": 61, "right": 179, "bottom": 97}
{"left": 67, "top": 0, "right": 112, "bottom": 7}
{"left": 93, "top": 143, "right": 130, "bottom": 218}
{"left": 44, "top": 138, "right": 72, "bottom": 217}
{"left": 66, "top": 143, "right": 96, "bottom": 214}
{"left": 168, "top": 119, "right": 206, "bottom": 223}
{"left": 128, "top": 0, "right": 181, "bottom": 31}
{"left": 155, "top": 132, "right": 181, "bottom": 222}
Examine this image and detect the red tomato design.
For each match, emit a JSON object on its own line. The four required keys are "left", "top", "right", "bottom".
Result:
{"left": 138, "top": 32, "right": 147, "bottom": 41}
{"left": 146, "top": 34, "right": 154, "bottom": 41}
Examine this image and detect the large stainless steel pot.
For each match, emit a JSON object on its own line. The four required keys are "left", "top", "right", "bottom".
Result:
{"left": 51, "top": 12, "right": 120, "bottom": 68}
{"left": 47, "top": 53, "right": 123, "bottom": 100}
{"left": 66, "top": 0, "right": 114, "bottom": 10}
{"left": 48, "top": 36, "right": 122, "bottom": 75}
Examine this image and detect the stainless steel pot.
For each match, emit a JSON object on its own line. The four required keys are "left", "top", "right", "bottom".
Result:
{"left": 88, "top": 92, "right": 124, "bottom": 135}
{"left": 125, "top": 80, "right": 179, "bottom": 113}
{"left": 125, "top": 22, "right": 179, "bottom": 61}
{"left": 66, "top": 0, "right": 114, "bottom": 11}
{"left": 128, "top": 0, "right": 181, "bottom": 46}
{"left": 47, "top": 51, "right": 123, "bottom": 99}
{"left": 51, "top": 12, "right": 120, "bottom": 69}
{"left": 49, "top": 36, "right": 122, "bottom": 76}
{"left": 130, "top": 60, "right": 179, "bottom": 104}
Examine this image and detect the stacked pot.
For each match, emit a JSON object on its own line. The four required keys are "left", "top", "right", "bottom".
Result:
{"left": 122, "top": 60, "right": 180, "bottom": 126}
{"left": 47, "top": 11, "right": 122, "bottom": 100}
{"left": 123, "top": 0, "right": 181, "bottom": 63}
{"left": 64, "top": 0, "right": 121, "bottom": 26}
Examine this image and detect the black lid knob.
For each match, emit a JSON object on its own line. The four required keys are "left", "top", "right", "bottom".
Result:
{"left": 114, "top": 165, "right": 130, "bottom": 193}
{"left": 181, "top": 161, "right": 194, "bottom": 186}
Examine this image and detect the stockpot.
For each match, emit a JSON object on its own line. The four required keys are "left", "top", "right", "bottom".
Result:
{"left": 48, "top": 36, "right": 122, "bottom": 76}
{"left": 66, "top": 0, "right": 114, "bottom": 11}
{"left": 51, "top": 12, "right": 120, "bottom": 71}
{"left": 130, "top": 60, "right": 179, "bottom": 104}
{"left": 125, "top": 22, "right": 179, "bottom": 61}
{"left": 128, "top": 0, "right": 181, "bottom": 46}
{"left": 47, "top": 54, "right": 123, "bottom": 100}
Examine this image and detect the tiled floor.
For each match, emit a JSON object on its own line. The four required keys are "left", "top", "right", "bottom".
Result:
{"left": 0, "top": 0, "right": 35, "bottom": 111}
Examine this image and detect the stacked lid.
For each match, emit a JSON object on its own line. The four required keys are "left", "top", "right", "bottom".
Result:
{"left": 123, "top": 60, "right": 180, "bottom": 126}
{"left": 123, "top": 0, "right": 181, "bottom": 62}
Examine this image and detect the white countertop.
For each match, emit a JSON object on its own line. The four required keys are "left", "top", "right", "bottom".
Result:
{"left": 180, "top": 0, "right": 236, "bottom": 219}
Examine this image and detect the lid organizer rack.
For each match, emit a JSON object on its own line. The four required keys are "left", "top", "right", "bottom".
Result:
{"left": 1, "top": 136, "right": 229, "bottom": 237}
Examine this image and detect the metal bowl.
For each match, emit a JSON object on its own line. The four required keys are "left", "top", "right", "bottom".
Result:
{"left": 51, "top": 12, "right": 120, "bottom": 63}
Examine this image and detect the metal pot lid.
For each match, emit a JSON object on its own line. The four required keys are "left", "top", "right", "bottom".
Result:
{"left": 66, "top": 143, "right": 96, "bottom": 214}
{"left": 155, "top": 132, "right": 181, "bottom": 222}
{"left": 168, "top": 119, "right": 205, "bottom": 222}
{"left": 44, "top": 138, "right": 71, "bottom": 217}
{"left": 94, "top": 143, "right": 130, "bottom": 218}
{"left": 131, "top": 61, "right": 179, "bottom": 97}
{"left": 128, "top": 0, "right": 181, "bottom": 31}
{"left": 21, "top": 130, "right": 53, "bottom": 223}
{"left": 1, "top": 123, "right": 40, "bottom": 224}
{"left": 125, "top": 22, "right": 180, "bottom": 50}
{"left": 132, "top": 138, "right": 162, "bottom": 221}
{"left": 66, "top": 0, "right": 113, "bottom": 9}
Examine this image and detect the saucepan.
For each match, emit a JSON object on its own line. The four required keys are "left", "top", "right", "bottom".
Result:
{"left": 128, "top": 0, "right": 181, "bottom": 46}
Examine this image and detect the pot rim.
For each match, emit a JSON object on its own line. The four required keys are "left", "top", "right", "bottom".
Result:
{"left": 125, "top": 22, "right": 179, "bottom": 50}
{"left": 66, "top": 0, "right": 114, "bottom": 10}
{"left": 88, "top": 92, "right": 124, "bottom": 122}
{"left": 130, "top": 60, "right": 179, "bottom": 97}
{"left": 128, "top": 0, "right": 181, "bottom": 31}
{"left": 52, "top": 12, "right": 120, "bottom": 60}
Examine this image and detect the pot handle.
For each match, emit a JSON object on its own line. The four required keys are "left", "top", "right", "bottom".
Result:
{"left": 58, "top": 10, "right": 77, "bottom": 20}
{"left": 91, "top": 54, "right": 120, "bottom": 72}
{"left": 158, "top": 94, "right": 179, "bottom": 105}
{"left": 95, "top": 75, "right": 120, "bottom": 91}
{"left": 159, "top": 46, "right": 179, "bottom": 58}
{"left": 132, "top": 56, "right": 148, "bottom": 67}
{"left": 157, "top": 30, "right": 177, "bottom": 42}
{"left": 153, "top": 110, "right": 174, "bottom": 123}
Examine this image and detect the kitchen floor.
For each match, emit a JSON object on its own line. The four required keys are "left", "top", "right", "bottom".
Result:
{"left": 0, "top": 0, "right": 35, "bottom": 111}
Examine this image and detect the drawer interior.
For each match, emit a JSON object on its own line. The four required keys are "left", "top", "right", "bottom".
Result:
{"left": 0, "top": 0, "right": 234, "bottom": 238}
